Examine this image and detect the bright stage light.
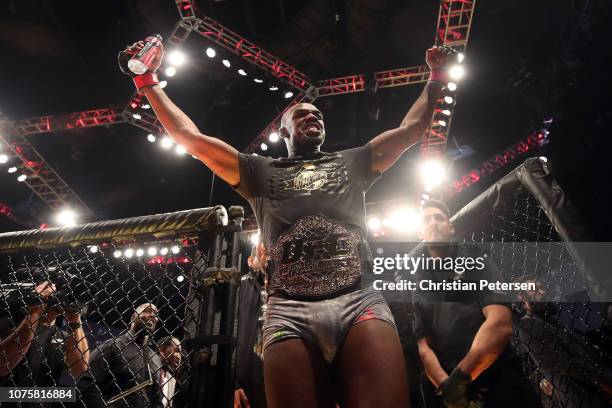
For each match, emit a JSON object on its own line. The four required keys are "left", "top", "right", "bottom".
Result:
{"left": 17, "top": 174, "right": 27, "bottom": 182}
{"left": 142, "top": 104, "right": 150, "bottom": 109}
{"left": 0, "top": 154, "right": 8, "bottom": 164}
{"left": 176, "top": 275, "right": 185, "bottom": 283}
{"left": 420, "top": 160, "right": 446, "bottom": 189}
{"left": 89, "top": 245, "right": 98, "bottom": 254}
{"left": 165, "top": 67, "right": 177, "bottom": 77}
{"left": 124, "top": 248, "right": 134, "bottom": 258}
{"left": 238, "top": 69, "right": 247, "bottom": 76}
{"left": 368, "top": 217, "right": 382, "bottom": 231}
{"left": 449, "top": 65, "right": 464, "bottom": 80}
{"left": 132, "top": 113, "right": 142, "bottom": 120}
{"left": 389, "top": 208, "right": 419, "bottom": 231}
{"left": 284, "top": 91, "right": 294, "bottom": 99}
{"left": 442, "top": 109, "right": 451, "bottom": 116}
{"left": 269, "top": 132, "right": 280, "bottom": 142}
{"left": 168, "top": 50, "right": 186, "bottom": 66}
{"left": 171, "top": 245, "right": 180, "bottom": 254}
{"left": 260, "top": 142, "right": 268, "bottom": 151}
{"left": 136, "top": 249, "right": 144, "bottom": 257}
{"left": 113, "top": 250, "right": 122, "bottom": 258}
{"left": 147, "top": 134, "right": 156, "bottom": 143}
{"left": 254, "top": 78, "right": 263, "bottom": 83}
{"left": 222, "top": 59, "right": 231, "bottom": 68}
{"left": 444, "top": 96, "right": 454, "bottom": 104}
{"left": 175, "top": 145, "right": 187, "bottom": 155}
{"left": 249, "top": 232, "right": 261, "bottom": 245}
{"left": 56, "top": 209, "right": 78, "bottom": 227}
{"left": 457, "top": 52, "right": 465, "bottom": 63}
{"left": 438, "top": 120, "right": 447, "bottom": 127}
{"left": 159, "top": 80, "right": 168, "bottom": 89}
{"left": 8, "top": 166, "right": 17, "bottom": 173}
{"left": 205, "top": 47, "right": 216, "bottom": 58}
{"left": 269, "top": 86, "right": 278, "bottom": 91}
{"left": 148, "top": 246, "right": 158, "bottom": 256}
{"left": 160, "top": 247, "right": 169, "bottom": 256}
{"left": 161, "top": 137, "right": 174, "bottom": 149}
{"left": 447, "top": 82, "right": 457, "bottom": 91}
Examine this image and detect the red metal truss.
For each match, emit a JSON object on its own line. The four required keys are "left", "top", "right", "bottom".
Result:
{"left": 0, "top": 112, "right": 93, "bottom": 217}
{"left": 192, "top": 16, "right": 315, "bottom": 92}
{"left": 374, "top": 65, "right": 430, "bottom": 89}
{"left": 244, "top": 92, "right": 317, "bottom": 154}
{"left": 174, "top": 0, "right": 197, "bottom": 20}
{"left": 436, "top": 0, "right": 476, "bottom": 49}
{"left": 317, "top": 75, "right": 366, "bottom": 97}
{"left": 127, "top": 111, "right": 164, "bottom": 134}
{"left": 12, "top": 108, "right": 125, "bottom": 136}
{"left": 448, "top": 130, "right": 549, "bottom": 196}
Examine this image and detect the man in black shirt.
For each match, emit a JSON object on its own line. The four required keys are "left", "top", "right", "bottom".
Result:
{"left": 78, "top": 303, "right": 163, "bottom": 408}
{"left": 411, "top": 200, "right": 540, "bottom": 408}
{"left": 120, "top": 38, "right": 457, "bottom": 407}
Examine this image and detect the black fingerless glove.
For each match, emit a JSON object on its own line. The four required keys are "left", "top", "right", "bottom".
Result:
{"left": 440, "top": 367, "right": 471, "bottom": 408}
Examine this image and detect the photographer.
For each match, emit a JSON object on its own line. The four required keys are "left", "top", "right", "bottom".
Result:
{"left": 0, "top": 280, "right": 90, "bottom": 386}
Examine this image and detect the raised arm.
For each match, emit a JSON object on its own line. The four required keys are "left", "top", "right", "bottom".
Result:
{"left": 121, "top": 41, "right": 240, "bottom": 186}
{"left": 63, "top": 311, "right": 89, "bottom": 380}
{"left": 369, "top": 46, "right": 456, "bottom": 173}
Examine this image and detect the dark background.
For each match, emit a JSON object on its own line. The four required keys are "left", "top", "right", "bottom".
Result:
{"left": 0, "top": 0, "right": 610, "bottom": 239}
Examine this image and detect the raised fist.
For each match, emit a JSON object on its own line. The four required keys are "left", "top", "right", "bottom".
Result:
{"left": 426, "top": 45, "right": 458, "bottom": 72}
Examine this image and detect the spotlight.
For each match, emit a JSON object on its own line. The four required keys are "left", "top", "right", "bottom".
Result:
{"left": 389, "top": 208, "right": 419, "bottom": 231}
{"left": 449, "top": 65, "right": 464, "bottom": 80}
{"left": 55, "top": 209, "right": 78, "bottom": 227}
{"left": 457, "top": 52, "right": 465, "bottom": 63}
{"left": 124, "top": 248, "right": 134, "bottom": 258}
{"left": 249, "top": 232, "right": 260, "bottom": 245}
{"left": 238, "top": 69, "right": 247, "bottom": 76}
{"left": 148, "top": 246, "right": 157, "bottom": 256}
{"left": 424, "top": 184, "right": 433, "bottom": 192}
{"left": 254, "top": 78, "right": 263, "bottom": 83}
{"left": 159, "top": 80, "right": 168, "bottom": 89}
{"left": 132, "top": 113, "right": 142, "bottom": 120}
{"left": 284, "top": 91, "right": 294, "bottom": 99}
{"left": 420, "top": 160, "right": 446, "bottom": 189}
{"left": 113, "top": 250, "right": 122, "bottom": 258}
{"left": 442, "top": 109, "right": 451, "bottom": 116}
{"left": 160, "top": 137, "right": 173, "bottom": 149}
{"left": 168, "top": 50, "right": 186, "bottom": 66}
{"left": 444, "top": 96, "right": 454, "bottom": 104}
{"left": 368, "top": 217, "right": 382, "bottom": 231}
{"left": 222, "top": 59, "right": 231, "bottom": 68}
{"left": 447, "top": 82, "right": 457, "bottom": 91}
{"left": 136, "top": 248, "right": 144, "bottom": 257}
{"left": 438, "top": 120, "right": 447, "bottom": 127}
{"left": 205, "top": 47, "right": 216, "bottom": 58}
{"left": 89, "top": 245, "right": 98, "bottom": 254}
{"left": 142, "top": 104, "right": 151, "bottom": 109}
{"left": 171, "top": 245, "right": 180, "bottom": 254}
{"left": 147, "top": 134, "right": 156, "bottom": 143}
{"left": 0, "top": 154, "right": 8, "bottom": 164}
{"left": 8, "top": 166, "right": 17, "bottom": 173}
{"left": 176, "top": 275, "right": 185, "bottom": 283}
{"left": 165, "top": 67, "right": 177, "bottom": 77}
{"left": 17, "top": 174, "right": 27, "bottom": 182}
{"left": 269, "top": 132, "right": 280, "bottom": 142}
{"left": 175, "top": 145, "right": 187, "bottom": 155}
{"left": 269, "top": 86, "right": 278, "bottom": 91}
{"left": 160, "top": 247, "right": 169, "bottom": 256}
{"left": 260, "top": 143, "right": 268, "bottom": 151}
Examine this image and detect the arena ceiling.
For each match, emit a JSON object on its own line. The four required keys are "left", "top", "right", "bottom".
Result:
{"left": 0, "top": 0, "right": 610, "bottom": 239}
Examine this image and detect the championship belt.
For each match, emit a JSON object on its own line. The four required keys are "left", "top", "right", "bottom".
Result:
{"left": 267, "top": 214, "right": 368, "bottom": 298}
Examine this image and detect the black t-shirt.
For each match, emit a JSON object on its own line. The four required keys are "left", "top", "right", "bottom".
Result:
{"left": 233, "top": 145, "right": 380, "bottom": 249}
{"left": 410, "top": 244, "right": 515, "bottom": 373}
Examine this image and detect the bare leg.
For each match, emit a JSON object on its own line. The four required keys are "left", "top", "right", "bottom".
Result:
{"left": 335, "top": 320, "right": 410, "bottom": 408}
{"left": 264, "top": 338, "right": 337, "bottom": 408}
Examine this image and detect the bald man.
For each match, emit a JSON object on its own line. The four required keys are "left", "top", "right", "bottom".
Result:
{"left": 120, "top": 39, "right": 457, "bottom": 407}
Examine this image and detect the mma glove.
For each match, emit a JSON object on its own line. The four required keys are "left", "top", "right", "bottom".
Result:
{"left": 118, "top": 39, "right": 164, "bottom": 91}
{"left": 439, "top": 366, "right": 471, "bottom": 408}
